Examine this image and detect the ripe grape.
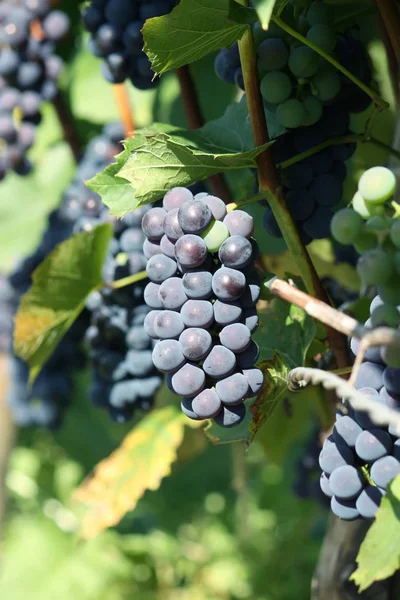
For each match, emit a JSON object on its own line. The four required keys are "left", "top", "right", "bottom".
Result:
{"left": 175, "top": 234, "right": 207, "bottom": 268}
{"left": 330, "top": 496, "right": 360, "bottom": 520}
{"left": 154, "top": 310, "right": 185, "bottom": 339}
{"left": 179, "top": 328, "right": 212, "bottom": 361}
{"left": 192, "top": 389, "right": 221, "bottom": 419}
{"left": 203, "top": 346, "right": 236, "bottom": 379}
{"left": 333, "top": 415, "right": 362, "bottom": 447}
{"left": 178, "top": 200, "right": 212, "bottom": 234}
{"left": 152, "top": 339, "right": 186, "bottom": 373}
{"left": 319, "top": 441, "right": 354, "bottom": 474}
{"left": 182, "top": 270, "right": 213, "bottom": 299}
{"left": 180, "top": 299, "right": 214, "bottom": 328}
{"left": 355, "top": 429, "right": 393, "bottom": 462}
{"left": 212, "top": 267, "right": 246, "bottom": 301}
{"left": 163, "top": 208, "right": 184, "bottom": 241}
{"left": 329, "top": 465, "right": 364, "bottom": 500}
{"left": 163, "top": 187, "right": 193, "bottom": 211}
{"left": 356, "top": 486, "right": 384, "bottom": 519}
{"left": 242, "top": 368, "right": 263, "bottom": 396}
{"left": 160, "top": 234, "right": 176, "bottom": 259}
{"left": 146, "top": 254, "right": 177, "bottom": 283}
{"left": 370, "top": 456, "right": 400, "bottom": 489}
{"left": 223, "top": 211, "right": 254, "bottom": 238}
{"left": 202, "top": 195, "right": 227, "bottom": 220}
{"left": 144, "top": 282, "right": 162, "bottom": 309}
{"left": 142, "top": 207, "right": 167, "bottom": 240}
{"left": 144, "top": 310, "right": 162, "bottom": 339}
{"left": 213, "top": 299, "right": 242, "bottom": 325}
{"left": 215, "top": 373, "right": 249, "bottom": 405}
{"left": 159, "top": 278, "right": 187, "bottom": 310}
{"left": 320, "top": 472, "right": 332, "bottom": 497}
{"left": 218, "top": 235, "right": 253, "bottom": 269}
{"left": 237, "top": 341, "right": 260, "bottom": 369}
{"left": 181, "top": 397, "right": 201, "bottom": 420}
{"left": 214, "top": 403, "right": 246, "bottom": 428}
{"left": 220, "top": 323, "right": 251, "bottom": 353}
{"left": 171, "top": 363, "right": 206, "bottom": 397}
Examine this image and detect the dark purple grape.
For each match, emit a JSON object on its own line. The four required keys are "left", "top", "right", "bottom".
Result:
{"left": 319, "top": 441, "right": 354, "bottom": 474}
{"left": 329, "top": 465, "right": 364, "bottom": 500}
{"left": 180, "top": 300, "right": 214, "bottom": 328}
{"left": 175, "top": 234, "right": 207, "bottom": 268}
{"left": 154, "top": 310, "right": 185, "bottom": 339}
{"left": 355, "top": 362, "right": 385, "bottom": 391}
{"left": 202, "top": 195, "right": 227, "bottom": 220}
{"left": 243, "top": 308, "right": 259, "bottom": 332}
{"left": 356, "top": 486, "right": 384, "bottom": 519}
{"left": 333, "top": 415, "right": 362, "bottom": 447}
{"left": 182, "top": 270, "right": 213, "bottom": 299}
{"left": 163, "top": 208, "right": 184, "bottom": 241}
{"left": 144, "top": 282, "right": 162, "bottom": 309}
{"left": 160, "top": 234, "right": 176, "bottom": 258}
{"left": 370, "top": 456, "right": 400, "bottom": 489}
{"left": 192, "top": 389, "right": 222, "bottom": 419}
{"left": 171, "top": 363, "right": 206, "bottom": 397}
{"left": 320, "top": 472, "right": 333, "bottom": 497}
{"left": 178, "top": 200, "right": 212, "bottom": 234}
{"left": 159, "top": 278, "right": 187, "bottom": 310}
{"left": 213, "top": 299, "right": 242, "bottom": 325}
{"left": 223, "top": 210, "right": 254, "bottom": 238}
{"left": 181, "top": 397, "right": 201, "bottom": 420}
{"left": 383, "top": 367, "right": 400, "bottom": 395}
{"left": 215, "top": 373, "right": 249, "bottom": 405}
{"left": 163, "top": 187, "right": 193, "bottom": 211}
{"left": 146, "top": 254, "right": 177, "bottom": 283}
{"left": 237, "top": 341, "right": 259, "bottom": 369}
{"left": 330, "top": 496, "right": 360, "bottom": 520}
{"left": 355, "top": 429, "right": 392, "bottom": 462}
{"left": 179, "top": 328, "right": 212, "bottom": 361}
{"left": 143, "top": 310, "right": 162, "bottom": 339}
{"left": 220, "top": 323, "right": 251, "bottom": 353}
{"left": 152, "top": 339, "right": 185, "bottom": 373}
{"left": 42, "top": 10, "right": 70, "bottom": 40}
{"left": 203, "top": 346, "right": 236, "bottom": 379}
{"left": 212, "top": 267, "right": 246, "bottom": 301}
{"left": 241, "top": 283, "right": 260, "bottom": 308}
{"left": 242, "top": 368, "right": 264, "bottom": 396}
{"left": 143, "top": 238, "right": 161, "bottom": 259}
{"left": 142, "top": 207, "right": 166, "bottom": 240}
{"left": 214, "top": 403, "right": 246, "bottom": 428}
{"left": 218, "top": 235, "right": 253, "bottom": 269}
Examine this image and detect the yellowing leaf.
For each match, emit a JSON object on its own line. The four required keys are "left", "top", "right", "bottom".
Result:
{"left": 75, "top": 407, "right": 186, "bottom": 539}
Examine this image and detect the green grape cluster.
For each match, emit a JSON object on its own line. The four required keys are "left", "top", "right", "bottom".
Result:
{"left": 331, "top": 166, "right": 400, "bottom": 306}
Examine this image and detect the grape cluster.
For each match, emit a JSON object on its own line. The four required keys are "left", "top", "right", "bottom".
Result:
{"left": 0, "top": 0, "right": 70, "bottom": 179}
{"left": 319, "top": 297, "right": 400, "bottom": 520}
{"left": 82, "top": 0, "right": 176, "bottom": 89}
{"left": 332, "top": 166, "right": 400, "bottom": 311}
{"left": 215, "top": 1, "right": 372, "bottom": 244}
{"left": 141, "top": 188, "right": 264, "bottom": 427}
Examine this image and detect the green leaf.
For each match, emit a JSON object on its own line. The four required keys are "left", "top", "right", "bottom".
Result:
{"left": 14, "top": 224, "right": 113, "bottom": 383}
{"left": 205, "top": 297, "right": 316, "bottom": 445}
{"left": 143, "top": 0, "right": 247, "bottom": 75}
{"left": 75, "top": 406, "right": 186, "bottom": 538}
{"left": 88, "top": 118, "right": 272, "bottom": 216}
{"left": 228, "top": 1, "right": 258, "bottom": 24}
{"left": 253, "top": 0, "right": 277, "bottom": 28}
{"left": 351, "top": 475, "right": 400, "bottom": 591}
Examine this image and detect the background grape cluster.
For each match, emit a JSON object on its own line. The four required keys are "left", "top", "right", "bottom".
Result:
{"left": 215, "top": 1, "right": 372, "bottom": 245}
{"left": 141, "top": 188, "right": 264, "bottom": 428}
{"left": 0, "top": 0, "right": 70, "bottom": 179}
{"left": 82, "top": 0, "right": 176, "bottom": 89}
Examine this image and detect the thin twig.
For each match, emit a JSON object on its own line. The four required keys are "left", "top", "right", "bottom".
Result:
{"left": 112, "top": 83, "right": 135, "bottom": 138}
{"left": 377, "top": 8, "right": 399, "bottom": 102}
{"left": 376, "top": 0, "right": 400, "bottom": 82}
{"left": 288, "top": 367, "right": 400, "bottom": 436}
{"left": 176, "top": 65, "right": 231, "bottom": 204}
{"left": 52, "top": 91, "right": 81, "bottom": 161}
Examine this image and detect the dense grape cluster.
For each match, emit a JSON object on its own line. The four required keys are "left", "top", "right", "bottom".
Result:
{"left": 82, "top": 0, "right": 176, "bottom": 89}
{"left": 332, "top": 166, "right": 400, "bottom": 310}
{"left": 0, "top": 0, "right": 70, "bottom": 178}
{"left": 215, "top": 1, "right": 372, "bottom": 244}
{"left": 319, "top": 297, "right": 400, "bottom": 519}
{"left": 141, "top": 188, "right": 264, "bottom": 427}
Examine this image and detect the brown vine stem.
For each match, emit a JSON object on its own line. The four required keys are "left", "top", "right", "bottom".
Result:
{"left": 176, "top": 65, "right": 231, "bottom": 204}
{"left": 52, "top": 91, "right": 81, "bottom": 161}
{"left": 376, "top": 0, "right": 400, "bottom": 82}
{"left": 112, "top": 83, "right": 135, "bottom": 138}
{"left": 236, "top": 1, "right": 350, "bottom": 369}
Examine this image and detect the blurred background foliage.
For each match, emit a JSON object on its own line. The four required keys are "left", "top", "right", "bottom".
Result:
{"left": 0, "top": 3, "right": 396, "bottom": 598}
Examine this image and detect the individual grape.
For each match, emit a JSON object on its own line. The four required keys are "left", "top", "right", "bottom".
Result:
{"left": 42, "top": 10, "right": 70, "bottom": 40}
{"left": 242, "top": 368, "right": 263, "bottom": 396}
{"left": 212, "top": 267, "right": 246, "bottom": 301}
{"left": 143, "top": 310, "right": 162, "bottom": 339}
{"left": 276, "top": 98, "right": 306, "bottom": 128}
{"left": 182, "top": 270, "right": 213, "bottom": 300}
{"left": 220, "top": 323, "right": 251, "bottom": 353}
{"left": 160, "top": 234, "right": 176, "bottom": 258}
{"left": 144, "top": 282, "right": 162, "bottom": 309}
{"left": 146, "top": 254, "right": 177, "bottom": 283}
{"left": 175, "top": 234, "right": 207, "bottom": 268}
{"left": 370, "top": 295, "right": 384, "bottom": 314}
{"left": 381, "top": 346, "right": 400, "bottom": 369}
{"left": 214, "top": 48, "right": 238, "bottom": 84}
{"left": 125, "top": 350, "right": 154, "bottom": 377}
{"left": 171, "top": 363, "right": 206, "bottom": 397}
{"left": 353, "top": 231, "right": 377, "bottom": 254}
{"left": 163, "top": 208, "right": 184, "bottom": 241}
{"left": 379, "top": 387, "right": 400, "bottom": 409}
{"left": 16, "top": 61, "right": 43, "bottom": 88}
{"left": 159, "top": 278, "right": 187, "bottom": 310}
{"left": 214, "top": 403, "right": 246, "bottom": 428}
{"left": 257, "top": 38, "right": 289, "bottom": 72}
{"left": 215, "top": 373, "right": 249, "bottom": 405}
{"left": 329, "top": 465, "right": 364, "bottom": 500}
{"left": 237, "top": 341, "right": 260, "bottom": 369}
{"left": 358, "top": 166, "right": 396, "bottom": 205}
{"left": 307, "top": 1, "right": 332, "bottom": 25}
{"left": 354, "top": 362, "right": 384, "bottom": 391}
{"left": 203, "top": 346, "right": 236, "bottom": 379}
{"left": 178, "top": 200, "right": 212, "bottom": 234}
{"left": 331, "top": 209, "right": 363, "bottom": 245}
{"left": 288, "top": 46, "right": 319, "bottom": 78}
{"left": 302, "top": 96, "right": 323, "bottom": 126}
{"left": 241, "top": 283, "right": 260, "bottom": 308}
{"left": 333, "top": 415, "right": 362, "bottom": 447}
{"left": 352, "top": 191, "right": 383, "bottom": 220}
{"left": 303, "top": 207, "right": 333, "bottom": 240}
{"left": 163, "top": 187, "right": 193, "bottom": 211}
{"left": 355, "top": 428, "right": 393, "bottom": 462}
{"left": 306, "top": 24, "right": 336, "bottom": 53}
{"left": 181, "top": 397, "right": 201, "bottom": 420}
{"left": 143, "top": 238, "right": 161, "bottom": 259}
{"left": 378, "top": 278, "right": 400, "bottom": 306}
{"left": 365, "top": 215, "right": 391, "bottom": 233}
{"left": 285, "top": 189, "right": 315, "bottom": 221}
{"left": 213, "top": 299, "right": 242, "bottom": 325}
{"left": 350, "top": 333, "right": 382, "bottom": 364}
{"left": 154, "top": 310, "right": 185, "bottom": 339}
{"left": 180, "top": 299, "right": 214, "bottom": 328}
{"left": 353, "top": 388, "right": 379, "bottom": 429}
{"left": 309, "top": 173, "right": 342, "bottom": 208}
{"left": 218, "top": 235, "right": 253, "bottom": 270}
{"left": 142, "top": 207, "right": 166, "bottom": 240}
{"left": 192, "top": 389, "right": 222, "bottom": 419}
{"left": 223, "top": 210, "right": 254, "bottom": 238}
{"left": 356, "top": 486, "right": 384, "bottom": 519}
{"left": 330, "top": 497, "right": 360, "bottom": 521}
{"left": 383, "top": 367, "right": 400, "bottom": 395}
{"left": 311, "top": 68, "right": 340, "bottom": 103}
{"left": 179, "top": 328, "right": 212, "bottom": 361}
{"left": 126, "top": 326, "right": 151, "bottom": 350}
{"left": 119, "top": 228, "right": 144, "bottom": 252}
{"left": 371, "top": 304, "right": 400, "bottom": 327}
{"left": 152, "top": 339, "right": 186, "bottom": 373}
{"left": 320, "top": 472, "right": 333, "bottom": 497}
{"left": 243, "top": 308, "right": 259, "bottom": 333}
{"left": 201, "top": 220, "right": 230, "bottom": 253}
{"left": 370, "top": 456, "right": 400, "bottom": 489}
{"left": 356, "top": 249, "right": 392, "bottom": 286}
{"left": 282, "top": 163, "right": 313, "bottom": 189}
{"left": 319, "top": 441, "right": 354, "bottom": 474}
{"left": 202, "top": 195, "right": 227, "bottom": 220}
{"left": 263, "top": 209, "right": 282, "bottom": 237}
{"left": 260, "top": 71, "right": 292, "bottom": 104}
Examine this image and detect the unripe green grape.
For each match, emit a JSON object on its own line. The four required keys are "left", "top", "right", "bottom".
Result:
{"left": 260, "top": 71, "right": 292, "bottom": 104}
{"left": 352, "top": 191, "right": 384, "bottom": 219}
{"left": 378, "top": 275, "right": 400, "bottom": 305}
{"left": 276, "top": 98, "right": 306, "bottom": 128}
{"left": 354, "top": 231, "right": 377, "bottom": 253}
{"left": 331, "top": 209, "right": 363, "bottom": 245}
{"left": 302, "top": 96, "right": 322, "bottom": 125}
{"left": 288, "top": 46, "right": 320, "bottom": 78}
{"left": 356, "top": 249, "right": 393, "bottom": 285}
{"left": 390, "top": 220, "right": 400, "bottom": 248}
{"left": 358, "top": 166, "right": 396, "bottom": 205}
{"left": 307, "top": 1, "right": 332, "bottom": 26}
{"left": 201, "top": 220, "right": 230, "bottom": 252}
{"left": 312, "top": 69, "right": 341, "bottom": 102}
{"left": 371, "top": 304, "right": 400, "bottom": 327}
{"left": 381, "top": 346, "right": 400, "bottom": 369}
{"left": 365, "top": 215, "right": 392, "bottom": 233}
{"left": 306, "top": 24, "right": 336, "bottom": 53}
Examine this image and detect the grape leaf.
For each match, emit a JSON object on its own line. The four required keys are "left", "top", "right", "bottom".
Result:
{"left": 143, "top": 0, "right": 247, "bottom": 75}
{"left": 14, "top": 224, "right": 112, "bottom": 383}
{"left": 75, "top": 406, "right": 186, "bottom": 539}
{"left": 205, "top": 298, "right": 315, "bottom": 445}
{"left": 351, "top": 475, "right": 400, "bottom": 591}
{"left": 228, "top": 1, "right": 258, "bottom": 25}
